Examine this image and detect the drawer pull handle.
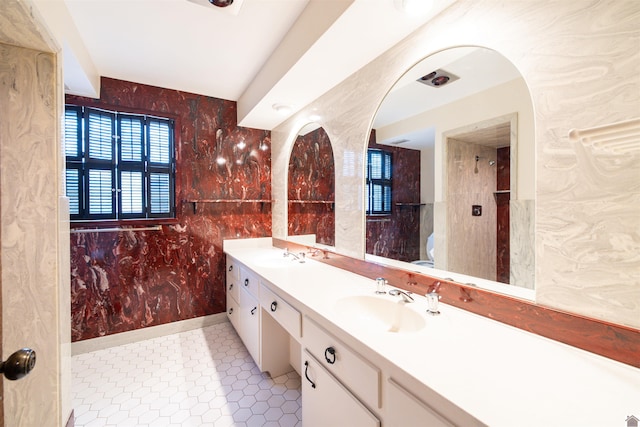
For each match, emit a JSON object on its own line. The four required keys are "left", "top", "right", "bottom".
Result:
{"left": 304, "top": 361, "right": 316, "bottom": 389}
{"left": 229, "top": 283, "right": 233, "bottom": 290}
{"left": 270, "top": 301, "right": 278, "bottom": 312}
{"left": 251, "top": 307, "right": 257, "bottom": 315}
{"left": 244, "top": 278, "right": 249, "bottom": 287}
{"left": 324, "top": 347, "right": 336, "bottom": 364}
{"left": 228, "top": 308, "right": 233, "bottom": 315}
{"left": 228, "top": 265, "right": 233, "bottom": 272}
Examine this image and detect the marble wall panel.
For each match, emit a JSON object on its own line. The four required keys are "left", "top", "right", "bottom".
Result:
{"left": 271, "top": 0, "right": 640, "bottom": 329}
{"left": 287, "top": 126, "right": 335, "bottom": 246}
{"left": 68, "top": 77, "right": 272, "bottom": 341}
{"left": 365, "top": 131, "right": 421, "bottom": 262}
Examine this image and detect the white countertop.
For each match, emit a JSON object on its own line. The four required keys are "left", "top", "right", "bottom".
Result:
{"left": 224, "top": 239, "right": 640, "bottom": 427}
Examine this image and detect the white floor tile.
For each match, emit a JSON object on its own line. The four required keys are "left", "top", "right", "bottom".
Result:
{"left": 72, "top": 322, "right": 301, "bottom": 426}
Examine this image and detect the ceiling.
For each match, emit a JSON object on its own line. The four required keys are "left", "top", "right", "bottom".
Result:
{"left": 38, "top": 0, "right": 457, "bottom": 130}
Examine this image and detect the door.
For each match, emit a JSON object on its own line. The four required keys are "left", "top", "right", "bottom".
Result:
{"left": 0, "top": 28, "right": 70, "bottom": 427}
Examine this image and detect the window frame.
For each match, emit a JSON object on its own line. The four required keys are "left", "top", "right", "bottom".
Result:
{"left": 366, "top": 149, "right": 393, "bottom": 216}
{"left": 65, "top": 105, "right": 177, "bottom": 223}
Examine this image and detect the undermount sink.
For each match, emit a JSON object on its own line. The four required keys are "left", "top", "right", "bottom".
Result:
{"left": 333, "top": 295, "right": 426, "bottom": 333}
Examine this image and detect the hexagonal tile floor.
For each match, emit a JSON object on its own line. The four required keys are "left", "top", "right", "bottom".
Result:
{"left": 72, "top": 321, "right": 301, "bottom": 426}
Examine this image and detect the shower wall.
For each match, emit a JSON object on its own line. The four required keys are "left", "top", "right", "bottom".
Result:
{"left": 447, "top": 139, "right": 497, "bottom": 280}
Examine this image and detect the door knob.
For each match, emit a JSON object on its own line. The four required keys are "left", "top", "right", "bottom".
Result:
{"left": 1, "top": 348, "right": 36, "bottom": 381}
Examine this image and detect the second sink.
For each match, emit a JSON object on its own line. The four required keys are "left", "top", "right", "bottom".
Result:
{"left": 333, "top": 295, "right": 426, "bottom": 333}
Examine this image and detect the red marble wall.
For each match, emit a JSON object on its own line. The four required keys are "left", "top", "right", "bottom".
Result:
{"left": 366, "top": 131, "right": 421, "bottom": 262}
{"left": 68, "top": 78, "right": 271, "bottom": 341}
{"left": 496, "top": 146, "right": 510, "bottom": 283}
{"left": 288, "top": 126, "right": 335, "bottom": 246}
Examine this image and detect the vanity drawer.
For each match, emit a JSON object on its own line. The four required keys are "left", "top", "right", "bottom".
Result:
{"left": 239, "top": 265, "right": 260, "bottom": 299}
{"left": 260, "top": 281, "right": 301, "bottom": 339}
{"left": 303, "top": 316, "right": 381, "bottom": 409}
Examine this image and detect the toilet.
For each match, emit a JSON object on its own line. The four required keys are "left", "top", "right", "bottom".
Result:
{"left": 411, "top": 232, "right": 434, "bottom": 267}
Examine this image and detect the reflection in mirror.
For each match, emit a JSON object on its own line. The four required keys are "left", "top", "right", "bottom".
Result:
{"left": 367, "top": 46, "right": 535, "bottom": 295}
{"left": 288, "top": 123, "right": 335, "bottom": 246}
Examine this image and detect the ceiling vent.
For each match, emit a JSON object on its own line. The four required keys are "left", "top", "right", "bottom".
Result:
{"left": 417, "top": 69, "right": 459, "bottom": 88}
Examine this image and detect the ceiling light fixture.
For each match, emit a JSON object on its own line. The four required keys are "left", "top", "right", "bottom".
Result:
{"left": 209, "top": 0, "right": 233, "bottom": 7}
{"left": 272, "top": 103, "right": 293, "bottom": 115}
{"left": 393, "top": 0, "right": 434, "bottom": 15}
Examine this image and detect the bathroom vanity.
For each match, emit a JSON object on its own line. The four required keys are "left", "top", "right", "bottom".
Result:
{"left": 224, "top": 238, "right": 640, "bottom": 427}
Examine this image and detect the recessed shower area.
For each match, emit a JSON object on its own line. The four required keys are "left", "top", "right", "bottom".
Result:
{"left": 445, "top": 117, "right": 514, "bottom": 284}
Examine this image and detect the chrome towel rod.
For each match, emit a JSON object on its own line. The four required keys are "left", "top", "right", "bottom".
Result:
{"left": 70, "top": 225, "right": 163, "bottom": 234}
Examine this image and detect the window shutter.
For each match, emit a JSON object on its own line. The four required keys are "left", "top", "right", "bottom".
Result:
{"left": 88, "top": 169, "right": 114, "bottom": 215}
{"left": 66, "top": 169, "right": 81, "bottom": 215}
{"left": 119, "top": 116, "right": 143, "bottom": 162}
{"left": 64, "top": 107, "right": 82, "bottom": 158}
{"left": 87, "top": 110, "right": 114, "bottom": 161}
{"left": 149, "top": 173, "right": 171, "bottom": 214}
{"left": 148, "top": 120, "right": 171, "bottom": 164}
{"left": 120, "top": 171, "right": 144, "bottom": 214}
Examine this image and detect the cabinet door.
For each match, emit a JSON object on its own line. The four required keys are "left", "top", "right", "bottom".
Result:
{"left": 386, "top": 377, "right": 455, "bottom": 427}
{"left": 302, "top": 350, "right": 379, "bottom": 427}
{"left": 238, "top": 286, "right": 260, "bottom": 367}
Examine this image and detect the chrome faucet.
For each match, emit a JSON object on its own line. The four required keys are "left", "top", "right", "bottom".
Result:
{"left": 283, "top": 248, "right": 306, "bottom": 263}
{"left": 388, "top": 288, "right": 414, "bottom": 303}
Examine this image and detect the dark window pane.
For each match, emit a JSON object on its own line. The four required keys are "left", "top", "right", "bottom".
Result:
{"left": 150, "top": 173, "right": 170, "bottom": 214}
{"left": 120, "top": 117, "right": 143, "bottom": 162}
{"left": 88, "top": 112, "right": 113, "bottom": 160}
{"left": 88, "top": 169, "right": 113, "bottom": 215}
{"left": 149, "top": 120, "right": 171, "bottom": 164}
{"left": 121, "top": 171, "right": 143, "bottom": 214}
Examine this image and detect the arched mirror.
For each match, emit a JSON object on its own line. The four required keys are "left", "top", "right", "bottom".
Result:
{"left": 288, "top": 123, "right": 335, "bottom": 246}
{"left": 366, "top": 46, "right": 535, "bottom": 296}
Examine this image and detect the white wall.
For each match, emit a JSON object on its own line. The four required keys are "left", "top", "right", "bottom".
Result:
{"left": 272, "top": 0, "right": 640, "bottom": 328}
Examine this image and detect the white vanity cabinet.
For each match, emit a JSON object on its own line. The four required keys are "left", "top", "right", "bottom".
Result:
{"left": 225, "top": 255, "right": 298, "bottom": 378}
{"left": 226, "top": 257, "right": 260, "bottom": 366}
{"left": 301, "top": 350, "right": 380, "bottom": 427}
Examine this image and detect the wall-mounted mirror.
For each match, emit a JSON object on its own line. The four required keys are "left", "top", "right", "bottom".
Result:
{"left": 288, "top": 123, "right": 335, "bottom": 246}
{"left": 366, "top": 46, "right": 535, "bottom": 297}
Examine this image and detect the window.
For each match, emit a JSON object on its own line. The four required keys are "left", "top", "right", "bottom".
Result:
{"left": 65, "top": 106, "right": 175, "bottom": 221}
{"left": 366, "top": 149, "right": 392, "bottom": 215}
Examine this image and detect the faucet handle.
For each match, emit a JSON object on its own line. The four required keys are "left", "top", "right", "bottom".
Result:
{"left": 426, "top": 291, "right": 440, "bottom": 315}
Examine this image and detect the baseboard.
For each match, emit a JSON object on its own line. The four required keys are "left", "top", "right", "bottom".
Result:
{"left": 71, "top": 313, "right": 229, "bottom": 355}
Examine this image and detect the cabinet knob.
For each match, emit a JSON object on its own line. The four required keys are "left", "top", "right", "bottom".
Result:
{"left": 251, "top": 307, "right": 257, "bottom": 315}
{"left": 228, "top": 265, "right": 233, "bottom": 272}
{"left": 324, "top": 347, "right": 336, "bottom": 364}
{"left": 244, "top": 278, "right": 249, "bottom": 287}
{"left": 229, "top": 283, "right": 233, "bottom": 290}
{"left": 270, "top": 301, "right": 278, "bottom": 312}
{"left": 228, "top": 307, "right": 233, "bottom": 315}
